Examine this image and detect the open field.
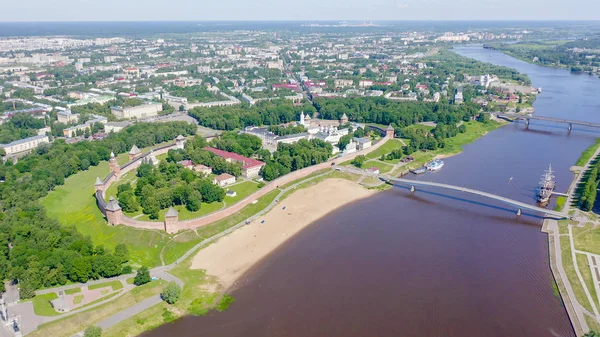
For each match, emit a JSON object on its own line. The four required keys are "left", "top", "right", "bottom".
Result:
{"left": 365, "top": 139, "right": 405, "bottom": 160}
{"left": 28, "top": 280, "right": 166, "bottom": 337}
{"left": 29, "top": 293, "right": 60, "bottom": 317}
{"left": 362, "top": 160, "right": 394, "bottom": 174}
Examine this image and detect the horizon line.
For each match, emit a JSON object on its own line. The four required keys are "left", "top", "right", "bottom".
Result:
{"left": 1, "top": 19, "right": 599, "bottom": 23}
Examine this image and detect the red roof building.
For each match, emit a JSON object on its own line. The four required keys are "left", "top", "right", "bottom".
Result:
{"left": 205, "top": 147, "right": 265, "bottom": 179}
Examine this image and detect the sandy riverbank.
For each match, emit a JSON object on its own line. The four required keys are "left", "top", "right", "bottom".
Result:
{"left": 191, "top": 178, "right": 374, "bottom": 289}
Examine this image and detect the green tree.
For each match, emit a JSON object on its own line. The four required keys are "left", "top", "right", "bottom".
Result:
{"left": 83, "top": 326, "right": 102, "bottom": 337}
{"left": 161, "top": 281, "right": 182, "bottom": 304}
{"left": 351, "top": 155, "right": 366, "bottom": 168}
{"left": 114, "top": 243, "right": 129, "bottom": 264}
{"left": 133, "top": 266, "right": 151, "bottom": 286}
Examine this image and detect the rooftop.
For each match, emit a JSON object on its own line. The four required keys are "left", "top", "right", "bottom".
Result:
{"left": 205, "top": 147, "right": 265, "bottom": 169}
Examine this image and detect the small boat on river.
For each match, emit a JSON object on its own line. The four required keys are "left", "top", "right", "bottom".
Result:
{"left": 425, "top": 159, "right": 445, "bottom": 172}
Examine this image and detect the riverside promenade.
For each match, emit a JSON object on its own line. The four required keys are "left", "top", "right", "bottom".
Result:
{"left": 542, "top": 143, "right": 600, "bottom": 336}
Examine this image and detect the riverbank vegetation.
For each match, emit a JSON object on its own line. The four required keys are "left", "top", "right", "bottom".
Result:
{"left": 577, "top": 139, "right": 600, "bottom": 167}
{"left": 578, "top": 158, "right": 600, "bottom": 211}
{"left": 428, "top": 49, "right": 532, "bottom": 85}
{"left": 485, "top": 39, "right": 600, "bottom": 76}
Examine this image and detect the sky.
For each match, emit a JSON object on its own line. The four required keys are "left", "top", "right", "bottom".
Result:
{"left": 1, "top": 0, "right": 599, "bottom": 22}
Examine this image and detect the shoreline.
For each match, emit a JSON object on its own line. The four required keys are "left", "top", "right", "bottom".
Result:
{"left": 190, "top": 178, "right": 375, "bottom": 290}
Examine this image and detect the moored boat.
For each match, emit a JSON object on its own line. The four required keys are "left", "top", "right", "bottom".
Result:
{"left": 425, "top": 159, "right": 445, "bottom": 171}
{"left": 411, "top": 167, "right": 426, "bottom": 175}
{"left": 536, "top": 164, "right": 555, "bottom": 204}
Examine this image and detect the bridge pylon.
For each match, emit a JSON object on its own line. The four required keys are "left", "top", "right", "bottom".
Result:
{"left": 568, "top": 123, "right": 572, "bottom": 131}
{"left": 525, "top": 119, "right": 530, "bottom": 128}
{"left": 410, "top": 185, "right": 415, "bottom": 193}
{"left": 516, "top": 209, "right": 522, "bottom": 216}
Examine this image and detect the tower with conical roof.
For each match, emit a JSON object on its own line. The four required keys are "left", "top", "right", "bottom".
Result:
{"left": 128, "top": 145, "right": 141, "bottom": 161}
{"left": 164, "top": 207, "right": 179, "bottom": 234}
{"left": 340, "top": 113, "right": 349, "bottom": 125}
{"left": 105, "top": 197, "right": 123, "bottom": 226}
{"left": 386, "top": 124, "right": 395, "bottom": 138}
{"left": 109, "top": 151, "right": 120, "bottom": 175}
{"left": 94, "top": 176, "right": 104, "bottom": 192}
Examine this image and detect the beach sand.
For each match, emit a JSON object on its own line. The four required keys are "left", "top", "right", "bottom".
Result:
{"left": 190, "top": 178, "right": 374, "bottom": 289}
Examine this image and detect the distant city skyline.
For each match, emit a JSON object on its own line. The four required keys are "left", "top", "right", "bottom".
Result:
{"left": 1, "top": 0, "right": 599, "bottom": 22}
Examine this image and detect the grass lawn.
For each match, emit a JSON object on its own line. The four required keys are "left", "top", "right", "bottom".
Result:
{"left": 365, "top": 139, "right": 404, "bottom": 160}
{"left": 88, "top": 280, "right": 124, "bottom": 291}
{"left": 224, "top": 181, "right": 260, "bottom": 204}
{"left": 29, "top": 280, "right": 166, "bottom": 337}
{"left": 576, "top": 139, "right": 600, "bottom": 167}
{"left": 560, "top": 235, "right": 595, "bottom": 314}
{"left": 363, "top": 160, "right": 394, "bottom": 174}
{"left": 64, "top": 288, "right": 81, "bottom": 295}
{"left": 73, "top": 295, "right": 84, "bottom": 305}
{"left": 572, "top": 224, "right": 600, "bottom": 256}
{"left": 104, "top": 251, "right": 221, "bottom": 337}
{"left": 577, "top": 252, "right": 599, "bottom": 309}
{"left": 29, "top": 293, "right": 60, "bottom": 317}
{"left": 126, "top": 278, "right": 135, "bottom": 285}
{"left": 162, "top": 230, "right": 202, "bottom": 265}
{"left": 40, "top": 160, "right": 172, "bottom": 268}
{"left": 104, "top": 170, "right": 137, "bottom": 201}
{"left": 279, "top": 169, "right": 330, "bottom": 189}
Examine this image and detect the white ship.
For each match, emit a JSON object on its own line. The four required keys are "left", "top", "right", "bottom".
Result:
{"left": 425, "top": 159, "right": 445, "bottom": 171}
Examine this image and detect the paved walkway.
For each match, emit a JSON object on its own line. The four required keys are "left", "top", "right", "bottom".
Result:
{"left": 546, "top": 219, "right": 589, "bottom": 334}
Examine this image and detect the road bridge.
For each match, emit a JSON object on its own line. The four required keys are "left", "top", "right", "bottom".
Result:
{"left": 380, "top": 175, "right": 566, "bottom": 219}
{"left": 496, "top": 113, "right": 600, "bottom": 131}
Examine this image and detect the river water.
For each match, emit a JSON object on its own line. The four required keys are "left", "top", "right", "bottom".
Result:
{"left": 143, "top": 46, "right": 600, "bottom": 337}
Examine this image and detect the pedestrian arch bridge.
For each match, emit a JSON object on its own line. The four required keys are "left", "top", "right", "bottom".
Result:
{"left": 380, "top": 175, "right": 566, "bottom": 219}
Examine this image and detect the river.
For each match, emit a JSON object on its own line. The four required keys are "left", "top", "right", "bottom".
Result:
{"left": 143, "top": 46, "right": 600, "bottom": 337}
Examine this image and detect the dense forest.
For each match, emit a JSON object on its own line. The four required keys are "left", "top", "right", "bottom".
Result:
{"left": 0, "top": 122, "right": 196, "bottom": 296}
{"left": 313, "top": 97, "right": 481, "bottom": 127}
{"left": 119, "top": 159, "right": 226, "bottom": 218}
{"left": 188, "top": 100, "right": 316, "bottom": 130}
{"left": 260, "top": 139, "right": 333, "bottom": 181}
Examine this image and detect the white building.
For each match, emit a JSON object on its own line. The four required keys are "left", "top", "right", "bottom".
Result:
{"left": 213, "top": 173, "right": 236, "bottom": 187}
{"left": 110, "top": 103, "right": 163, "bottom": 119}
{"left": 0, "top": 135, "right": 49, "bottom": 156}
